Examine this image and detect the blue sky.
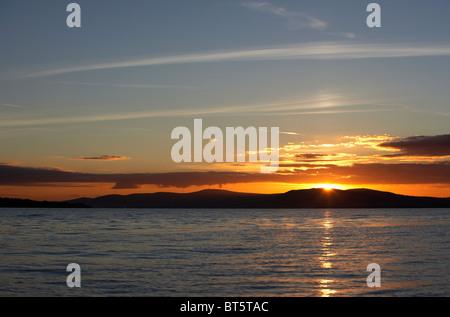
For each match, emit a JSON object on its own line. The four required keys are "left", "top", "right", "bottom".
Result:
{"left": 0, "top": 1, "right": 449, "bottom": 199}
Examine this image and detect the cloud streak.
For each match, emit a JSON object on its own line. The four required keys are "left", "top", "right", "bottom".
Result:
{"left": 15, "top": 42, "right": 450, "bottom": 79}
{"left": 71, "top": 155, "right": 130, "bottom": 161}
{"left": 0, "top": 94, "right": 396, "bottom": 127}
{"left": 0, "top": 103, "right": 24, "bottom": 108}
{"left": 53, "top": 81, "right": 197, "bottom": 90}
{"left": 241, "top": 2, "right": 327, "bottom": 30}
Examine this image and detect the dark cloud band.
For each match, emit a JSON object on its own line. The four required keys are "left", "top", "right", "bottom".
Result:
{"left": 379, "top": 134, "right": 450, "bottom": 157}
{"left": 1, "top": 162, "right": 449, "bottom": 189}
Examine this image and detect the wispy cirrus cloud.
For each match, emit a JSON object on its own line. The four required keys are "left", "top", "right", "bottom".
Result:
{"left": 325, "top": 32, "right": 356, "bottom": 39}
{"left": 240, "top": 2, "right": 356, "bottom": 38}
{"left": 279, "top": 131, "right": 305, "bottom": 136}
{"left": 241, "top": 1, "right": 327, "bottom": 30}
{"left": 13, "top": 42, "right": 450, "bottom": 79}
{"left": 53, "top": 81, "right": 197, "bottom": 90}
{"left": 0, "top": 103, "right": 24, "bottom": 108}
{"left": 71, "top": 155, "right": 130, "bottom": 161}
{"left": 0, "top": 94, "right": 396, "bottom": 127}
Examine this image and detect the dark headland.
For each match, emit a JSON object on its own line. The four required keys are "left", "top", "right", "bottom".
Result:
{"left": 59, "top": 188, "right": 450, "bottom": 209}
{"left": 0, "top": 197, "right": 90, "bottom": 208}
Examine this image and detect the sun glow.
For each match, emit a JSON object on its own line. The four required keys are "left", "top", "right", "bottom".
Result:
{"left": 314, "top": 184, "right": 342, "bottom": 190}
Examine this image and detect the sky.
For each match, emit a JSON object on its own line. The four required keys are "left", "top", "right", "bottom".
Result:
{"left": 0, "top": 0, "right": 449, "bottom": 200}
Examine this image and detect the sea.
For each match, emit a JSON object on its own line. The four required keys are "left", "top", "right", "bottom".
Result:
{"left": 0, "top": 208, "right": 449, "bottom": 297}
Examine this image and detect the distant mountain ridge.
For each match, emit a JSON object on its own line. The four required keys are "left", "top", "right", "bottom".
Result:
{"left": 65, "top": 188, "right": 450, "bottom": 209}
{"left": 0, "top": 197, "right": 89, "bottom": 208}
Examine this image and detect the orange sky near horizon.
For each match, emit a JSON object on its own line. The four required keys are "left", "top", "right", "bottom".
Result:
{"left": 1, "top": 182, "right": 449, "bottom": 202}
{"left": 1, "top": 1, "right": 450, "bottom": 206}
{"left": 1, "top": 133, "right": 449, "bottom": 201}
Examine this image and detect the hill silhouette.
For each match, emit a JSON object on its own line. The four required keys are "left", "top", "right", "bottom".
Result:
{"left": 0, "top": 197, "right": 90, "bottom": 208}
{"left": 66, "top": 188, "right": 450, "bottom": 208}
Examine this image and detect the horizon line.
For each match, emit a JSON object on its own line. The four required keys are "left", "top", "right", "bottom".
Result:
{"left": 2, "top": 186, "right": 449, "bottom": 202}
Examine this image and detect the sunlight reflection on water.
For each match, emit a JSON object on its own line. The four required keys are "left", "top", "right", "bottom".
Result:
{"left": 0, "top": 208, "right": 449, "bottom": 296}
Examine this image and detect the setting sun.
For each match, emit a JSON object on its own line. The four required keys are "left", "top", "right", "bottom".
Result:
{"left": 314, "top": 184, "right": 342, "bottom": 191}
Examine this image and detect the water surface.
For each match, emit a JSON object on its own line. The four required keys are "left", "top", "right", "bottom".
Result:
{"left": 0, "top": 208, "right": 449, "bottom": 296}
